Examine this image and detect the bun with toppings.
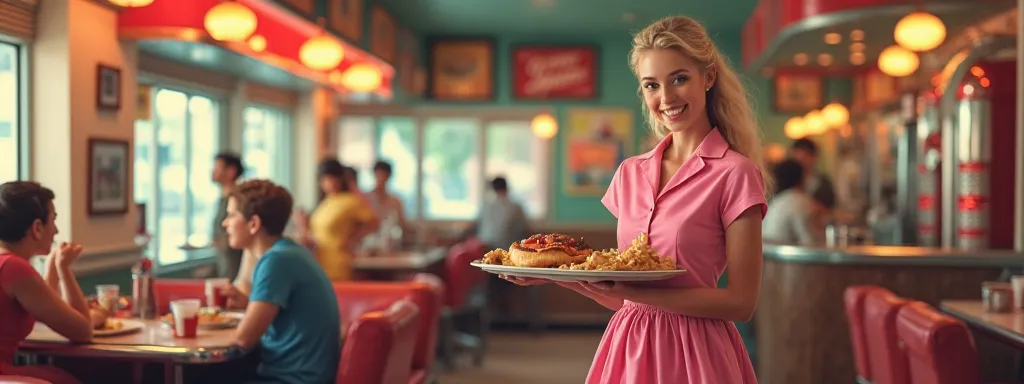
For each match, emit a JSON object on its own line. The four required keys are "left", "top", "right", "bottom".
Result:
{"left": 507, "top": 233, "right": 593, "bottom": 268}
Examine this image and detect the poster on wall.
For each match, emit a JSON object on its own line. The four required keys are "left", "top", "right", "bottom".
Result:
{"left": 428, "top": 39, "right": 494, "bottom": 100}
{"left": 563, "top": 108, "right": 633, "bottom": 196}
{"left": 370, "top": 5, "right": 397, "bottom": 63}
{"left": 329, "top": 0, "right": 363, "bottom": 42}
{"left": 278, "top": 0, "right": 314, "bottom": 16}
{"left": 513, "top": 46, "right": 597, "bottom": 100}
{"left": 88, "top": 138, "right": 130, "bottom": 215}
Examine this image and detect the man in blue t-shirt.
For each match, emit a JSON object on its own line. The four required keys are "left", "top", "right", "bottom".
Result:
{"left": 222, "top": 180, "right": 340, "bottom": 384}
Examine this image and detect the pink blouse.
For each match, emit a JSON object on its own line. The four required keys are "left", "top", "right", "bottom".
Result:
{"left": 602, "top": 128, "right": 767, "bottom": 289}
{"left": 0, "top": 253, "right": 37, "bottom": 371}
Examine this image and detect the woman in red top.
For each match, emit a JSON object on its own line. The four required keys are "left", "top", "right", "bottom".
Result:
{"left": 0, "top": 181, "right": 93, "bottom": 383}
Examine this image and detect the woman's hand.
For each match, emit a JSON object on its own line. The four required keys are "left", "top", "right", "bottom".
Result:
{"left": 54, "top": 242, "right": 84, "bottom": 269}
{"left": 580, "top": 281, "right": 636, "bottom": 301}
{"left": 498, "top": 274, "right": 549, "bottom": 286}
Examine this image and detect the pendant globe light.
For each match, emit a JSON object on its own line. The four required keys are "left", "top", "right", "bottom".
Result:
{"left": 821, "top": 102, "right": 850, "bottom": 128}
{"left": 341, "top": 63, "right": 383, "bottom": 93}
{"left": 204, "top": 1, "right": 257, "bottom": 43}
{"left": 803, "top": 109, "right": 826, "bottom": 135}
{"left": 531, "top": 113, "right": 558, "bottom": 139}
{"left": 894, "top": 11, "right": 946, "bottom": 52}
{"left": 784, "top": 116, "right": 806, "bottom": 139}
{"left": 878, "top": 45, "right": 919, "bottom": 77}
{"left": 300, "top": 24, "right": 345, "bottom": 72}
{"left": 108, "top": 0, "right": 155, "bottom": 7}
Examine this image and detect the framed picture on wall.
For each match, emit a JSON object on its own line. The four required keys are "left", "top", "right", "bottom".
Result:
{"left": 773, "top": 74, "right": 823, "bottom": 113}
{"left": 88, "top": 138, "right": 130, "bottom": 215}
{"left": 563, "top": 108, "right": 634, "bottom": 196}
{"left": 328, "top": 0, "right": 363, "bottom": 42}
{"left": 96, "top": 64, "right": 122, "bottom": 111}
{"left": 427, "top": 38, "right": 495, "bottom": 101}
{"left": 512, "top": 45, "right": 598, "bottom": 100}
{"left": 370, "top": 5, "right": 397, "bottom": 63}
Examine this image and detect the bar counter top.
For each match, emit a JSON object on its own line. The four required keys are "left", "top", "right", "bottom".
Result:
{"left": 764, "top": 244, "right": 1024, "bottom": 267}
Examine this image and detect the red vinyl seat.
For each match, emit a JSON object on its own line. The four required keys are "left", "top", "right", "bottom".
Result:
{"left": 895, "top": 301, "right": 981, "bottom": 384}
{"left": 337, "top": 300, "right": 421, "bottom": 384}
{"left": 333, "top": 278, "right": 442, "bottom": 384}
{"left": 0, "top": 375, "right": 52, "bottom": 384}
{"left": 436, "top": 239, "right": 489, "bottom": 370}
{"left": 863, "top": 288, "right": 911, "bottom": 384}
{"left": 844, "top": 285, "right": 886, "bottom": 383}
{"left": 152, "top": 279, "right": 205, "bottom": 315}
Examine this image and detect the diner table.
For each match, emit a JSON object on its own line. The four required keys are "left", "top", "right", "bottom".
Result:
{"left": 353, "top": 247, "right": 447, "bottom": 273}
{"left": 19, "top": 319, "right": 247, "bottom": 384}
{"left": 941, "top": 300, "right": 1024, "bottom": 379}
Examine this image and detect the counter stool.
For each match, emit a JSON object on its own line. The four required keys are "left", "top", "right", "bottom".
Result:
{"left": 844, "top": 285, "right": 886, "bottom": 384}
{"left": 863, "top": 288, "right": 911, "bottom": 384}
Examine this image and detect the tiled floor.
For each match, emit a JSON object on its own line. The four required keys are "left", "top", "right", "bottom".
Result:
{"left": 438, "top": 331, "right": 604, "bottom": 384}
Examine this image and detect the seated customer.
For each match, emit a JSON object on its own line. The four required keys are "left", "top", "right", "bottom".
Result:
{"left": 223, "top": 180, "right": 341, "bottom": 384}
{"left": 762, "top": 159, "right": 820, "bottom": 245}
{"left": 0, "top": 181, "right": 92, "bottom": 384}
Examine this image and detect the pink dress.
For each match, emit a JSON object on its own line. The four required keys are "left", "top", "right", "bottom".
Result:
{"left": 587, "top": 129, "right": 767, "bottom": 384}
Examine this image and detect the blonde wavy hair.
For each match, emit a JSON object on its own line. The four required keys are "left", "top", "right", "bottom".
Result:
{"left": 630, "top": 16, "right": 773, "bottom": 196}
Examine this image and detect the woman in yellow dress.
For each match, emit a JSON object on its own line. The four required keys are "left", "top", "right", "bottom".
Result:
{"left": 296, "top": 159, "right": 379, "bottom": 281}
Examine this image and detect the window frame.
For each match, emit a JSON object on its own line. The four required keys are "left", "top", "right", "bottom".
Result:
{"left": 336, "top": 106, "right": 554, "bottom": 225}
{"left": 0, "top": 35, "right": 28, "bottom": 181}
{"left": 242, "top": 103, "right": 294, "bottom": 190}
{"left": 135, "top": 85, "right": 224, "bottom": 266}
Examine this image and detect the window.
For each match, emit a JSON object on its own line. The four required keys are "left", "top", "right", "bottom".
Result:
{"left": 0, "top": 41, "right": 22, "bottom": 183}
{"left": 134, "top": 88, "right": 221, "bottom": 265}
{"left": 337, "top": 114, "right": 549, "bottom": 221}
{"left": 242, "top": 105, "right": 293, "bottom": 188}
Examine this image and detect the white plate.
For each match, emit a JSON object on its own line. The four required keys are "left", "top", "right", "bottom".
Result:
{"left": 93, "top": 319, "right": 144, "bottom": 337}
{"left": 471, "top": 262, "right": 686, "bottom": 282}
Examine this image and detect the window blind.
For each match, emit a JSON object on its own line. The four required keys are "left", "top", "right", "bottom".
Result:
{"left": 0, "top": 0, "right": 37, "bottom": 41}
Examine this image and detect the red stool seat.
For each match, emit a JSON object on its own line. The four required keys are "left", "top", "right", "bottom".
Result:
{"left": 896, "top": 301, "right": 980, "bottom": 384}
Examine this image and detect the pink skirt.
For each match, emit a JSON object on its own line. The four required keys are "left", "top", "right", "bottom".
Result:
{"left": 587, "top": 301, "right": 758, "bottom": 384}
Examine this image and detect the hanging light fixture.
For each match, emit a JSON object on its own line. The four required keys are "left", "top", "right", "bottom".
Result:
{"left": 894, "top": 11, "right": 946, "bottom": 52}
{"left": 784, "top": 116, "right": 806, "bottom": 139}
{"left": 300, "top": 34, "right": 345, "bottom": 71}
{"left": 821, "top": 102, "right": 850, "bottom": 128}
{"left": 878, "top": 45, "right": 919, "bottom": 77}
{"left": 204, "top": 1, "right": 257, "bottom": 42}
{"left": 341, "top": 63, "right": 383, "bottom": 93}
{"left": 803, "top": 109, "right": 826, "bottom": 135}
{"left": 108, "top": 0, "right": 155, "bottom": 7}
{"left": 531, "top": 113, "right": 558, "bottom": 139}
{"left": 248, "top": 34, "right": 266, "bottom": 53}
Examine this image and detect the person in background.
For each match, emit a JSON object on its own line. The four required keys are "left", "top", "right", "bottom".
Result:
{"left": 790, "top": 139, "right": 836, "bottom": 210}
{"left": 363, "top": 160, "right": 410, "bottom": 250}
{"left": 762, "top": 159, "right": 819, "bottom": 245}
{"left": 222, "top": 180, "right": 340, "bottom": 384}
{"left": 462, "top": 177, "right": 527, "bottom": 250}
{"left": 291, "top": 159, "right": 379, "bottom": 281}
{"left": 211, "top": 152, "right": 245, "bottom": 280}
{"left": 0, "top": 181, "right": 92, "bottom": 384}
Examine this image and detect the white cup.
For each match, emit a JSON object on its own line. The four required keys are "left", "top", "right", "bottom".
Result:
{"left": 204, "top": 278, "right": 230, "bottom": 307}
{"left": 1011, "top": 276, "right": 1024, "bottom": 309}
{"left": 169, "top": 299, "right": 202, "bottom": 336}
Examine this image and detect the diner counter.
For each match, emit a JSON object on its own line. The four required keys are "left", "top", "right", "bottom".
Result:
{"left": 764, "top": 244, "right": 1024, "bottom": 266}
{"left": 758, "top": 244, "right": 1023, "bottom": 384}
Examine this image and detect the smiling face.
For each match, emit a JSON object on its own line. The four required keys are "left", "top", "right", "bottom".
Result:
{"left": 637, "top": 48, "right": 715, "bottom": 134}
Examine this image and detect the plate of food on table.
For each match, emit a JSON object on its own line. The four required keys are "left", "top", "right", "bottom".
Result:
{"left": 471, "top": 232, "right": 685, "bottom": 282}
{"left": 160, "top": 306, "right": 243, "bottom": 330}
{"left": 89, "top": 302, "right": 143, "bottom": 337}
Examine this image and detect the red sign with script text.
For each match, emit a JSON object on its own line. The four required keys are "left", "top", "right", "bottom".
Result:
{"left": 513, "top": 46, "right": 597, "bottom": 100}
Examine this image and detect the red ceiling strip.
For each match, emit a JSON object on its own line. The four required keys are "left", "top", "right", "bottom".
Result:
{"left": 742, "top": 0, "right": 924, "bottom": 69}
{"left": 118, "top": 0, "right": 393, "bottom": 97}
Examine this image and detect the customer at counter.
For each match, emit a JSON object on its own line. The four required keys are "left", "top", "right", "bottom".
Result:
{"left": 222, "top": 179, "right": 340, "bottom": 384}
{"left": 0, "top": 181, "right": 91, "bottom": 383}
{"left": 763, "top": 159, "right": 819, "bottom": 245}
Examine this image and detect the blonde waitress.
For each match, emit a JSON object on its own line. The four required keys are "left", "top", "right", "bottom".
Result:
{"left": 296, "top": 159, "right": 379, "bottom": 281}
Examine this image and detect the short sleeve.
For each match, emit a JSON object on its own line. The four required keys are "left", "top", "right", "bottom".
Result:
{"left": 249, "top": 252, "right": 293, "bottom": 309}
{"left": 720, "top": 161, "right": 768, "bottom": 229}
{"left": 601, "top": 164, "right": 625, "bottom": 218}
{"left": 0, "top": 256, "right": 38, "bottom": 290}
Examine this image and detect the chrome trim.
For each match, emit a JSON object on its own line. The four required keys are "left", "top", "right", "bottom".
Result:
{"left": 745, "top": 3, "right": 993, "bottom": 72}
{"left": 763, "top": 244, "right": 1024, "bottom": 266}
{"left": 20, "top": 342, "right": 249, "bottom": 364}
{"left": 1016, "top": 0, "right": 1024, "bottom": 252}
{"left": 938, "top": 36, "right": 1017, "bottom": 248}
